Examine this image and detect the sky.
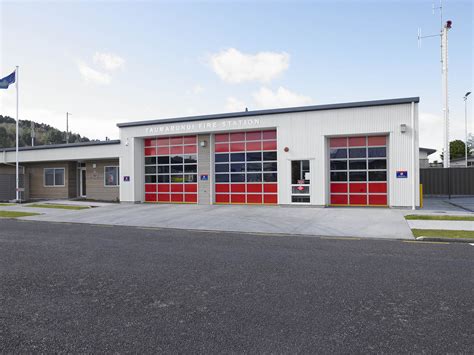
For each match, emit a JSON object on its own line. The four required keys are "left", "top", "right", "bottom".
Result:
{"left": 0, "top": 0, "right": 472, "bottom": 161}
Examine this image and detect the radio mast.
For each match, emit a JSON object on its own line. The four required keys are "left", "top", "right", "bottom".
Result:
{"left": 417, "top": 0, "right": 452, "bottom": 167}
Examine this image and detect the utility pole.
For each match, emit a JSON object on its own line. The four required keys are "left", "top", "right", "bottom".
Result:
{"left": 418, "top": 1, "right": 452, "bottom": 168}
{"left": 66, "top": 112, "right": 71, "bottom": 144}
{"left": 441, "top": 20, "right": 451, "bottom": 167}
{"left": 464, "top": 92, "right": 471, "bottom": 167}
{"left": 31, "top": 121, "right": 35, "bottom": 146}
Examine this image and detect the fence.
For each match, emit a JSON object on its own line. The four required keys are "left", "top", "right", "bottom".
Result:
{"left": 420, "top": 168, "right": 474, "bottom": 196}
{"left": 0, "top": 174, "right": 28, "bottom": 201}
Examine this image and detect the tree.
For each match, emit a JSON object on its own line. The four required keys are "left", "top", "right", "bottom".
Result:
{"left": 441, "top": 140, "right": 472, "bottom": 161}
{"left": 0, "top": 126, "right": 8, "bottom": 147}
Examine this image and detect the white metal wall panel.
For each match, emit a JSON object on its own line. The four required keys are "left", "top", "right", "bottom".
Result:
{"left": 119, "top": 102, "right": 419, "bottom": 207}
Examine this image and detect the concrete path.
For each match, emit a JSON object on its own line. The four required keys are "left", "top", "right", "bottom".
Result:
{"left": 25, "top": 199, "right": 115, "bottom": 207}
{"left": 407, "top": 220, "right": 474, "bottom": 231}
{"left": 415, "top": 197, "right": 474, "bottom": 214}
{"left": 0, "top": 203, "right": 414, "bottom": 240}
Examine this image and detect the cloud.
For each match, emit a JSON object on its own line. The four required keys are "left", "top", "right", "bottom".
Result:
{"left": 192, "top": 84, "right": 204, "bottom": 94}
{"left": 210, "top": 48, "right": 289, "bottom": 83}
{"left": 419, "top": 111, "right": 470, "bottom": 162}
{"left": 93, "top": 52, "right": 125, "bottom": 71}
{"left": 226, "top": 97, "right": 247, "bottom": 112}
{"left": 78, "top": 62, "right": 111, "bottom": 85}
{"left": 253, "top": 86, "right": 312, "bottom": 109}
{"left": 0, "top": 104, "right": 118, "bottom": 141}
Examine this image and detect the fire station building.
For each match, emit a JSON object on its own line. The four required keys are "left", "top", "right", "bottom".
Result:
{"left": 0, "top": 97, "right": 420, "bottom": 208}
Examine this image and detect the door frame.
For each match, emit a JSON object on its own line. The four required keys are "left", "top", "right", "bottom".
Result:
{"left": 79, "top": 166, "right": 87, "bottom": 198}
{"left": 288, "top": 159, "right": 312, "bottom": 205}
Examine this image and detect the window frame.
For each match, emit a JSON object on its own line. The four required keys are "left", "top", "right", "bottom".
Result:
{"left": 104, "top": 166, "right": 120, "bottom": 187}
{"left": 43, "top": 167, "right": 65, "bottom": 187}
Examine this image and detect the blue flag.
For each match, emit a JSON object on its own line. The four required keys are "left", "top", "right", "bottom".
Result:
{"left": 0, "top": 71, "right": 16, "bottom": 89}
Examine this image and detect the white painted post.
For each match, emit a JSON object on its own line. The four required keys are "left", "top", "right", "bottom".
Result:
{"left": 411, "top": 101, "right": 416, "bottom": 210}
{"left": 15, "top": 66, "right": 19, "bottom": 202}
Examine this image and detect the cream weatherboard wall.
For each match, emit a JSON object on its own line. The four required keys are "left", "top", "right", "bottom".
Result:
{"left": 84, "top": 160, "right": 120, "bottom": 201}
{"left": 26, "top": 162, "right": 73, "bottom": 200}
{"left": 1, "top": 142, "right": 122, "bottom": 202}
{"left": 118, "top": 101, "right": 419, "bottom": 207}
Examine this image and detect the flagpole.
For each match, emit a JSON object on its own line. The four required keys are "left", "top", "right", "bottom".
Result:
{"left": 15, "top": 66, "right": 19, "bottom": 202}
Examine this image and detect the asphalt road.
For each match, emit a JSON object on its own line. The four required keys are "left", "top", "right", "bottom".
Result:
{"left": 0, "top": 220, "right": 472, "bottom": 353}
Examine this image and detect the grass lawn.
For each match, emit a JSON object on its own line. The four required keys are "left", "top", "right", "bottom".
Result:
{"left": 0, "top": 203, "right": 14, "bottom": 206}
{"left": 0, "top": 211, "right": 40, "bottom": 218}
{"left": 412, "top": 229, "right": 474, "bottom": 239}
{"left": 406, "top": 214, "right": 474, "bottom": 221}
{"left": 27, "top": 203, "right": 90, "bottom": 210}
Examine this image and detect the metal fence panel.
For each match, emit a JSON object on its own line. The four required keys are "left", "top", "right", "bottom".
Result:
{"left": 420, "top": 168, "right": 474, "bottom": 196}
{"left": 0, "top": 174, "right": 26, "bottom": 201}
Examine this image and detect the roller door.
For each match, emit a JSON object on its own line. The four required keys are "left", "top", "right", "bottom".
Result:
{"left": 214, "top": 130, "right": 278, "bottom": 205}
{"left": 329, "top": 136, "right": 388, "bottom": 206}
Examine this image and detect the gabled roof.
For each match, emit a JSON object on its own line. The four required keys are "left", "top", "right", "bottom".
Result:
{"left": 419, "top": 147, "right": 437, "bottom": 156}
{"left": 117, "top": 97, "right": 420, "bottom": 128}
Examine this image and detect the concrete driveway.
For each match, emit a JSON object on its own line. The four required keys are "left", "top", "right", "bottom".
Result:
{"left": 2, "top": 202, "right": 414, "bottom": 240}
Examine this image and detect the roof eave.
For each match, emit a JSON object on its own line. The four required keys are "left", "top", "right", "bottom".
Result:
{"left": 116, "top": 97, "right": 420, "bottom": 128}
{"left": 0, "top": 139, "right": 121, "bottom": 153}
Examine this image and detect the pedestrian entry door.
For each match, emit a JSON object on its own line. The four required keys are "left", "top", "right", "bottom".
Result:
{"left": 80, "top": 167, "right": 87, "bottom": 197}
{"left": 291, "top": 160, "right": 310, "bottom": 203}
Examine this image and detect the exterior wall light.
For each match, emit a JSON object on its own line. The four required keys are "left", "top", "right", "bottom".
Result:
{"left": 400, "top": 124, "right": 407, "bottom": 133}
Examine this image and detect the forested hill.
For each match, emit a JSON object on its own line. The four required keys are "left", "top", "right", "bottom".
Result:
{"left": 0, "top": 115, "right": 91, "bottom": 148}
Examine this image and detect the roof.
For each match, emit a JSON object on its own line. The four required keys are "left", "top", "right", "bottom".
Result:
{"left": 0, "top": 139, "right": 120, "bottom": 153}
{"left": 450, "top": 155, "right": 474, "bottom": 162}
{"left": 117, "top": 97, "right": 420, "bottom": 128}
{"left": 419, "top": 147, "right": 437, "bottom": 155}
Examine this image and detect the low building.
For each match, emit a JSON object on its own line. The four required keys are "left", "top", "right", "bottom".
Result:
{"left": 0, "top": 140, "right": 120, "bottom": 201}
{"left": 1, "top": 97, "right": 421, "bottom": 208}
{"left": 449, "top": 156, "right": 474, "bottom": 167}
{"left": 419, "top": 147, "right": 437, "bottom": 168}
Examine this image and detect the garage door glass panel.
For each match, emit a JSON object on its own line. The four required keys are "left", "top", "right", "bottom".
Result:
{"left": 215, "top": 154, "right": 229, "bottom": 162}
{"left": 144, "top": 135, "right": 198, "bottom": 203}
{"left": 330, "top": 149, "right": 347, "bottom": 159}
{"left": 349, "top": 148, "right": 366, "bottom": 158}
{"left": 329, "top": 135, "right": 387, "bottom": 206}
{"left": 214, "top": 130, "right": 278, "bottom": 204}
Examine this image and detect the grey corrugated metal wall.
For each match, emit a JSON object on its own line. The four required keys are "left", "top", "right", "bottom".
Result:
{"left": 420, "top": 168, "right": 474, "bottom": 195}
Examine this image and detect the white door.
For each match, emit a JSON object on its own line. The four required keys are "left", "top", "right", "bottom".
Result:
{"left": 291, "top": 160, "right": 310, "bottom": 204}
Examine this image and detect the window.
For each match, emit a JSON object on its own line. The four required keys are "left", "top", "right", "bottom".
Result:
{"left": 105, "top": 166, "right": 120, "bottom": 186}
{"left": 44, "top": 168, "right": 65, "bottom": 187}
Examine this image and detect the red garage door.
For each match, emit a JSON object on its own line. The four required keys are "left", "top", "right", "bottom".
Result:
{"left": 214, "top": 130, "right": 278, "bottom": 204}
{"left": 329, "top": 136, "right": 388, "bottom": 206}
{"left": 144, "top": 135, "right": 198, "bottom": 204}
